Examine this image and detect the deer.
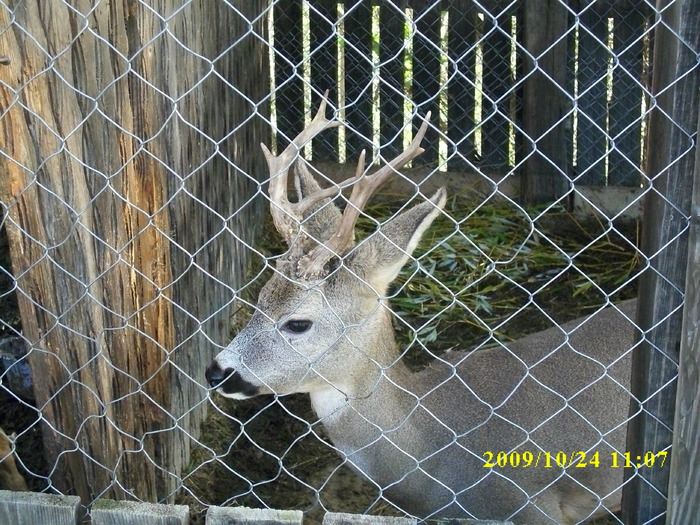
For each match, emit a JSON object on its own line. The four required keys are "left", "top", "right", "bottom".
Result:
{"left": 206, "top": 95, "right": 639, "bottom": 524}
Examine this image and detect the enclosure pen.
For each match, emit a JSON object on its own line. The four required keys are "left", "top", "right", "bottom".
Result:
{"left": 0, "top": 0, "right": 698, "bottom": 524}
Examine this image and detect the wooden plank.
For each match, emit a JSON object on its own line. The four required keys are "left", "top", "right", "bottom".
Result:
{"left": 621, "top": 0, "right": 699, "bottom": 523}
{"left": 309, "top": 0, "right": 341, "bottom": 162}
{"left": 323, "top": 513, "right": 416, "bottom": 525}
{"left": 274, "top": 0, "right": 304, "bottom": 148}
{"left": 0, "top": 0, "right": 268, "bottom": 506}
{"left": 343, "top": 0, "right": 373, "bottom": 160}
{"left": 446, "top": 2, "right": 477, "bottom": 170}
{"left": 479, "top": 3, "right": 516, "bottom": 168}
{"left": 91, "top": 499, "right": 188, "bottom": 525}
{"left": 411, "top": 1, "right": 441, "bottom": 165}
{"left": 434, "top": 521, "right": 514, "bottom": 525}
{"left": 666, "top": 106, "right": 700, "bottom": 525}
{"left": 379, "top": 1, "right": 410, "bottom": 162}
{"left": 520, "top": 0, "right": 570, "bottom": 205}
{"left": 324, "top": 514, "right": 512, "bottom": 525}
{"left": 0, "top": 490, "right": 80, "bottom": 525}
{"left": 206, "top": 506, "right": 303, "bottom": 525}
{"left": 575, "top": 7, "right": 611, "bottom": 186}
{"left": 608, "top": 7, "right": 647, "bottom": 186}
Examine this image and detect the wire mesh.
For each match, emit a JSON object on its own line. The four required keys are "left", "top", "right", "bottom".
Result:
{"left": 0, "top": 0, "right": 696, "bottom": 523}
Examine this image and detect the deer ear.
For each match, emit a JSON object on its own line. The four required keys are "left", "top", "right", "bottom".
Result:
{"left": 347, "top": 188, "right": 447, "bottom": 293}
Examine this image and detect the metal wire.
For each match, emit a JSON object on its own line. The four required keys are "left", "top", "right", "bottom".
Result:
{"left": 0, "top": 0, "right": 694, "bottom": 523}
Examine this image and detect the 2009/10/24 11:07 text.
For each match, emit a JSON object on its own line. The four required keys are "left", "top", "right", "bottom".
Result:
{"left": 482, "top": 451, "right": 668, "bottom": 469}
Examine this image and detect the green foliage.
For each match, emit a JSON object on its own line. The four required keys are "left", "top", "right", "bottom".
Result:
{"left": 357, "top": 193, "right": 639, "bottom": 355}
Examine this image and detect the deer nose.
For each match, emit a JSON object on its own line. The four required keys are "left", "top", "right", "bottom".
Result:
{"left": 205, "top": 361, "right": 261, "bottom": 398}
{"left": 205, "top": 361, "right": 227, "bottom": 389}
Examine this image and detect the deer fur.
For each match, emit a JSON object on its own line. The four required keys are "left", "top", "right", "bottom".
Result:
{"left": 206, "top": 99, "right": 638, "bottom": 524}
{"left": 0, "top": 427, "right": 28, "bottom": 491}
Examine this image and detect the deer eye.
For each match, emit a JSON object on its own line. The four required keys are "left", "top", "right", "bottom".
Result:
{"left": 282, "top": 320, "right": 312, "bottom": 334}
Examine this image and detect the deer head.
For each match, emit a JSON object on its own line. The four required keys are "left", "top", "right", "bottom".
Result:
{"left": 206, "top": 95, "right": 446, "bottom": 401}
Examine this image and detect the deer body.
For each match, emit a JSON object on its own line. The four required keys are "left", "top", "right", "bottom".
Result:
{"left": 309, "top": 298, "right": 636, "bottom": 523}
{"left": 206, "top": 98, "right": 637, "bottom": 524}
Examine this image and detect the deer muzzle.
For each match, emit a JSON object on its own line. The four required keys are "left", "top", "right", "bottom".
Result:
{"left": 205, "top": 361, "right": 260, "bottom": 399}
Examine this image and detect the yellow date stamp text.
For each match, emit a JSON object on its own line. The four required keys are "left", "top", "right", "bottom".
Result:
{"left": 482, "top": 450, "right": 668, "bottom": 469}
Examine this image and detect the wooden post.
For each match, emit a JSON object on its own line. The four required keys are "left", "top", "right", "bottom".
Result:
{"left": 0, "top": 0, "right": 267, "bottom": 505}
{"left": 666, "top": 111, "right": 700, "bottom": 524}
{"left": 412, "top": 1, "right": 441, "bottom": 166}
{"left": 520, "top": 0, "right": 570, "bottom": 205}
{"left": 447, "top": 2, "right": 477, "bottom": 171}
{"left": 480, "top": 1, "right": 516, "bottom": 168}
{"left": 622, "top": 0, "right": 699, "bottom": 523}
{"left": 576, "top": 5, "right": 612, "bottom": 186}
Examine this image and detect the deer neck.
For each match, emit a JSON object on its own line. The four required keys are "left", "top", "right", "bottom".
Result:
{"left": 317, "top": 301, "right": 412, "bottom": 399}
{"left": 309, "top": 304, "right": 417, "bottom": 455}
{"left": 308, "top": 349, "right": 420, "bottom": 488}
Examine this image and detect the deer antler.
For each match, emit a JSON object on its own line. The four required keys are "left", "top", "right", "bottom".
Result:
{"left": 261, "top": 91, "right": 342, "bottom": 245}
{"left": 262, "top": 92, "right": 431, "bottom": 279}
{"left": 300, "top": 115, "right": 430, "bottom": 278}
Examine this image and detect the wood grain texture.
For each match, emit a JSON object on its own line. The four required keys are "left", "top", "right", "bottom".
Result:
{"left": 666, "top": 109, "right": 700, "bottom": 525}
{"left": 0, "top": 0, "right": 267, "bottom": 504}
{"left": 91, "top": 499, "right": 188, "bottom": 525}
{"left": 622, "top": 1, "right": 699, "bottom": 523}
{"left": 0, "top": 490, "right": 80, "bottom": 525}
{"left": 520, "top": 0, "right": 570, "bottom": 205}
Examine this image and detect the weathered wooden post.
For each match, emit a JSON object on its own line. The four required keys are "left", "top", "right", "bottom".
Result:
{"left": 622, "top": 0, "right": 699, "bottom": 523}
{"left": 520, "top": 0, "right": 570, "bottom": 205}
{"left": 665, "top": 109, "right": 700, "bottom": 525}
{"left": 0, "top": 0, "right": 267, "bottom": 504}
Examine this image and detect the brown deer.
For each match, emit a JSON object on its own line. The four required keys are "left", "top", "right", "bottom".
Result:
{"left": 206, "top": 96, "right": 638, "bottom": 524}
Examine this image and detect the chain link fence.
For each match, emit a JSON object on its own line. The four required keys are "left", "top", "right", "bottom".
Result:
{"left": 0, "top": 0, "right": 698, "bottom": 524}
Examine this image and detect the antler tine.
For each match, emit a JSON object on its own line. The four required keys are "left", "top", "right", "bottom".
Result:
{"left": 294, "top": 149, "right": 367, "bottom": 217}
{"left": 262, "top": 91, "right": 341, "bottom": 243}
{"left": 300, "top": 111, "right": 432, "bottom": 278}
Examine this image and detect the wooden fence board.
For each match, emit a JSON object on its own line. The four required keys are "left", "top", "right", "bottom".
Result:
{"left": 274, "top": 0, "right": 305, "bottom": 147}
{"left": 0, "top": 0, "right": 268, "bottom": 505}
{"left": 379, "top": 2, "right": 409, "bottom": 162}
{"left": 575, "top": 7, "right": 612, "bottom": 186}
{"left": 323, "top": 513, "right": 416, "bottom": 525}
{"left": 479, "top": 3, "right": 515, "bottom": 168}
{"left": 622, "top": 0, "right": 699, "bottom": 522}
{"left": 310, "top": 0, "right": 341, "bottom": 161}
{"left": 206, "top": 506, "right": 303, "bottom": 525}
{"left": 520, "top": 0, "right": 570, "bottom": 204}
{"left": 92, "top": 500, "right": 189, "bottom": 525}
{"left": 666, "top": 89, "right": 700, "bottom": 525}
{"left": 411, "top": 2, "right": 441, "bottom": 165}
{"left": 343, "top": 0, "right": 374, "bottom": 160}
{"left": 0, "top": 490, "right": 80, "bottom": 525}
{"left": 608, "top": 7, "right": 647, "bottom": 185}
{"left": 446, "top": 3, "right": 477, "bottom": 171}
